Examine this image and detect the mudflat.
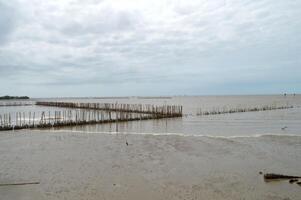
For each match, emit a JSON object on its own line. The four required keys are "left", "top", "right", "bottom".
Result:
{"left": 0, "top": 130, "right": 300, "bottom": 200}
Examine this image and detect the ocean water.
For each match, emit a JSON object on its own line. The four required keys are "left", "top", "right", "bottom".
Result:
{"left": 1, "top": 94, "right": 300, "bottom": 137}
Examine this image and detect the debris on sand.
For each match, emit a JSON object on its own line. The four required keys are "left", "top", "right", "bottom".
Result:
{"left": 281, "top": 126, "right": 288, "bottom": 130}
{"left": 289, "top": 179, "right": 298, "bottom": 184}
{"left": 264, "top": 173, "right": 301, "bottom": 180}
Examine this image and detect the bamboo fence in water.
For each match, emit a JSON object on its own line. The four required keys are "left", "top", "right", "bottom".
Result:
{"left": 0, "top": 102, "right": 183, "bottom": 131}
{"left": 36, "top": 102, "right": 183, "bottom": 117}
{"left": 196, "top": 104, "right": 293, "bottom": 116}
{"left": 0, "top": 102, "right": 33, "bottom": 107}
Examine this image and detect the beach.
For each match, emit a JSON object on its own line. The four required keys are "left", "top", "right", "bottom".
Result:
{"left": 0, "top": 130, "right": 301, "bottom": 200}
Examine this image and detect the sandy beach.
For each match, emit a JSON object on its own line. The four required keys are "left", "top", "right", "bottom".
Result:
{"left": 1, "top": 130, "right": 300, "bottom": 200}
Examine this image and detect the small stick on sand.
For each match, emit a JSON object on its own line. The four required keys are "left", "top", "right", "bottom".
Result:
{"left": 0, "top": 182, "right": 40, "bottom": 186}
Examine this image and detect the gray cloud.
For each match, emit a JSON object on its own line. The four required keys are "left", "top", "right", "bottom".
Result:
{"left": 60, "top": 10, "right": 142, "bottom": 36}
{"left": 0, "top": 0, "right": 300, "bottom": 97}
{"left": 0, "top": 1, "right": 18, "bottom": 44}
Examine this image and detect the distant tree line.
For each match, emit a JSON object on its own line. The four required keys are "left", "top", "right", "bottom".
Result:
{"left": 0, "top": 95, "right": 30, "bottom": 100}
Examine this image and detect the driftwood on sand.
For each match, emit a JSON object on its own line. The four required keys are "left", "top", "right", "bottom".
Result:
{"left": 0, "top": 182, "right": 40, "bottom": 186}
{"left": 264, "top": 173, "right": 301, "bottom": 180}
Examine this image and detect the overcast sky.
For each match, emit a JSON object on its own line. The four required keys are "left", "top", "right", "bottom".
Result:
{"left": 0, "top": 0, "right": 300, "bottom": 97}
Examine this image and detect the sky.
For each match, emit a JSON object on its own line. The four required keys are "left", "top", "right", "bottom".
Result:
{"left": 0, "top": 0, "right": 300, "bottom": 97}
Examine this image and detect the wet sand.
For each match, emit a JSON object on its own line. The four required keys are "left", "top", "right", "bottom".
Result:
{"left": 1, "top": 130, "right": 301, "bottom": 200}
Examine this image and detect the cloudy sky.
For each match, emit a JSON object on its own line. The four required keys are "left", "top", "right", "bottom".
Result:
{"left": 0, "top": 0, "right": 300, "bottom": 97}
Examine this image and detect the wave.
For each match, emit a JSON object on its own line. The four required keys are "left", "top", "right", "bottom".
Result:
{"left": 32, "top": 129, "right": 301, "bottom": 139}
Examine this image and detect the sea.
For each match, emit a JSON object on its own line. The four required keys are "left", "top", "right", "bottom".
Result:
{"left": 0, "top": 94, "right": 300, "bottom": 137}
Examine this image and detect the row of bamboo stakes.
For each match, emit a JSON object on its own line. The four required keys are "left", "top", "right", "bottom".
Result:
{"left": 196, "top": 104, "right": 293, "bottom": 116}
{"left": 0, "top": 102, "right": 33, "bottom": 107}
{"left": 0, "top": 102, "right": 183, "bottom": 131}
{"left": 36, "top": 102, "right": 183, "bottom": 116}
